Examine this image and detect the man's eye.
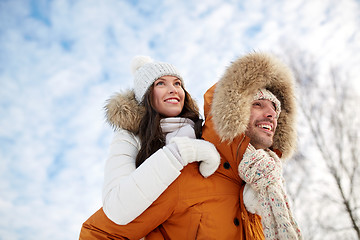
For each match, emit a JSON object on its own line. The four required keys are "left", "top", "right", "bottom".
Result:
{"left": 253, "top": 102, "right": 261, "bottom": 107}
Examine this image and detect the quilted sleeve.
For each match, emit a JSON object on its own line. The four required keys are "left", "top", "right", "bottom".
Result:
{"left": 102, "top": 129, "right": 183, "bottom": 225}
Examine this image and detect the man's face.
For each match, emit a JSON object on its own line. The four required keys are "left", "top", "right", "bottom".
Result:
{"left": 245, "top": 99, "right": 278, "bottom": 149}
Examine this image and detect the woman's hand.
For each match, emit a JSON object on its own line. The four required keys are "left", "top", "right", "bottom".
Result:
{"left": 170, "top": 137, "right": 221, "bottom": 177}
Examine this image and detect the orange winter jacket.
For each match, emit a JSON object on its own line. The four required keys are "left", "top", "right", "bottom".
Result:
{"left": 202, "top": 84, "right": 265, "bottom": 239}
{"left": 79, "top": 84, "right": 264, "bottom": 240}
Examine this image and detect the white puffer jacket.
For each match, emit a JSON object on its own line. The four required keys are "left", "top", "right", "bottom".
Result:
{"left": 102, "top": 120, "right": 191, "bottom": 225}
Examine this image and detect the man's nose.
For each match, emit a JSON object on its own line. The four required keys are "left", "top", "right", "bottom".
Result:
{"left": 265, "top": 106, "right": 276, "bottom": 118}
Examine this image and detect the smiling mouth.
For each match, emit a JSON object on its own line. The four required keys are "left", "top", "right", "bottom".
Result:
{"left": 257, "top": 124, "right": 273, "bottom": 131}
{"left": 165, "top": 98, "right": 180, "bottom": 103}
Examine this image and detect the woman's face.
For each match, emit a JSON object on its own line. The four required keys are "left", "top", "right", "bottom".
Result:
{"left": 152, "top": 75, "right": 185, "bottom": 117}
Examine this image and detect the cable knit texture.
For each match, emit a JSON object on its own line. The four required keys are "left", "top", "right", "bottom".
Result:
{"left": 253, "top": 88, "right": 281, "bottom": 119}
{"left": 131, "top": 56, "right": 184, "bottom": 102}
{"left": 238, "top": 144, "right": 302, "bottom": 240}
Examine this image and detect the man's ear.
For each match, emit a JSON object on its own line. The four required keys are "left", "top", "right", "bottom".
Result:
{"left": 272, "top": 102, "right": 277, "bottom": 111}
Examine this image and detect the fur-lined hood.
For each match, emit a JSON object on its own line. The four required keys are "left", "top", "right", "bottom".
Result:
{"left": 104, "top": 90, "right": 144, "bottom": 134}
{"left": 211, "top": 52, "right": 297, "bottom": 159}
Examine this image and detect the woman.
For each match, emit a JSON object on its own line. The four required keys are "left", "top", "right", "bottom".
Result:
{"left": 101, "top": 56, "right": 220, "bottom": 225}
{"left": 80, "top": 55, "right": 263, "bottom": 240}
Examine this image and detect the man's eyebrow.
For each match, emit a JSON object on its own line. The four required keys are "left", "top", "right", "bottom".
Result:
{"left": 254, "top": 99, "right": 277, "bottom": 110}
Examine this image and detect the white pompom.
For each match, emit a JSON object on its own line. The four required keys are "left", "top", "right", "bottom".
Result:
{"left": 131, "top": 56, "right": 153, "bottom": 75}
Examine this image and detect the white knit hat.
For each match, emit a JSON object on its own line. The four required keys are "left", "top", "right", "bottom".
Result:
{"left": 253, "top": 88, "right": 281, "bottom": 118}
{"left": 131, "top": 56, "right": 184, "bottom": 102}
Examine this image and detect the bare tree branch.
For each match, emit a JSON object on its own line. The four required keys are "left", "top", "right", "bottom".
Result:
{"left": 280, "top": 48, "right": 360, "bottom": 239}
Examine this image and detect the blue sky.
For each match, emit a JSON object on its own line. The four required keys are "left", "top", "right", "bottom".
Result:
{"left": 1, "top": 0, "right": 359, "bottom": 239}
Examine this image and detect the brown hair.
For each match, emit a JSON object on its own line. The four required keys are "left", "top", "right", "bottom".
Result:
{"left": 135, "top": 85, "right": 202, "bottom": 167}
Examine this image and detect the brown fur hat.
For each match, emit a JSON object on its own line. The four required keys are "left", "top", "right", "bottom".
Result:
{"left": 211, "top": 52, "right": 297, "bottom": 159}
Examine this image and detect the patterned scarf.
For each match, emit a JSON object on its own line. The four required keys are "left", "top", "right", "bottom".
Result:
{"left": 238, "top": 144, "right": 302, "bottom": 240}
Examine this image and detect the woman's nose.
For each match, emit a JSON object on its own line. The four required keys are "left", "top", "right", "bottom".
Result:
{"left": 168, "top": 85, "right": 178, "bottom": 94}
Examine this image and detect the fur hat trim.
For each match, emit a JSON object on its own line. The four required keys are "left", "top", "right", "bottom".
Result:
{"left": 211, "top": 52, "right": 297, "bottom": 159}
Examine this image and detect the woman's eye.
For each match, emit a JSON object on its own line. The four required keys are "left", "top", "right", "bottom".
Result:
{"left": 174, "top": 81, "right": 181, "bottom": 86}
{"left": 155, "top": 81, "right": 164, "bottom": 86}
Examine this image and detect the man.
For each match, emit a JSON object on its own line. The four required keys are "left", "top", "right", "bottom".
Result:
{"left": 80, "top": 52, "right": 300, "bottom": 239}
{"left": 203, "top": 52, "right": 301, "bottom": 239}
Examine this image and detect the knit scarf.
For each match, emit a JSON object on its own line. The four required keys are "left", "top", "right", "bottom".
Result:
{"left": 238, "top": 144, "right": 302, "bottom": 240}
{"left": 160, "top": 117, "right": 195, "bottom": 144}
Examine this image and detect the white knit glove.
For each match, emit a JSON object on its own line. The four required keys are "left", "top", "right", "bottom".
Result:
{"left": 243, "top": 184, "right": 260, "bottom": 215}
{"left": 170, "top": 137, "right": 220, "bottom": 177}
